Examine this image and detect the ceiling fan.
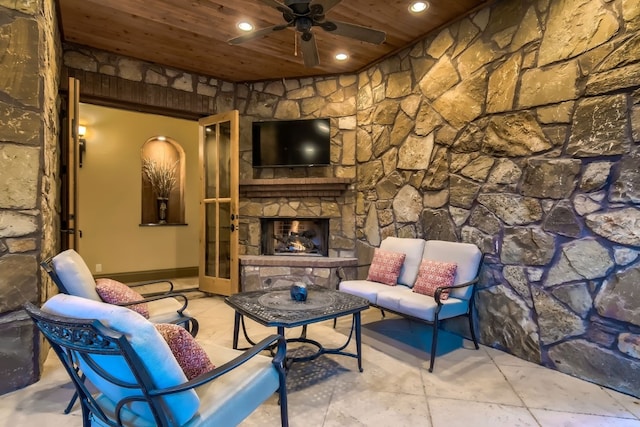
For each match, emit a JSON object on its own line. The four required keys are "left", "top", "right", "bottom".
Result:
{"left": 228, "top": 0, "right": 386, "bottom": 68}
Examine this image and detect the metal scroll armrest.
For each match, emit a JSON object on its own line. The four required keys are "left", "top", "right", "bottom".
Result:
{"left": 129, "top": 279, "right": 174, "bottom": 295}
{"left": 116, "top": 292, "right": 189, "bottom": 315}
{"left": 153, "top": 334, "right": 287, "bottom": 394}
{"left": 433, "top": 276, "right": 479, "bottom": 305}
{"left": 336, "top": 263, "right": 372, "bottom": 283}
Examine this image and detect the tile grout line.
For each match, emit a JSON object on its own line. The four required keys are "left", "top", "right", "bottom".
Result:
{"left": 489, "top": 352, "right": 543, "bottom": 427}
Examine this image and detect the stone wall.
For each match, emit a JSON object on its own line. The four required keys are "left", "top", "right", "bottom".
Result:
{"left": 237, "top": 77, "right": 358, "bottom": 259}
{"left": 356, "top": 0, "right": 640, "bottom": 396}
{"left": 0, "top": 0, "right": 61, "bottom": 394}
{"left": 63, "top": 43, "right": 235, "bottom": 116}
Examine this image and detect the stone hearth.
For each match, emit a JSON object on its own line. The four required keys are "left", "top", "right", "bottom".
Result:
{"left": 240, "top": 255, "right": 357, "bottom": 292}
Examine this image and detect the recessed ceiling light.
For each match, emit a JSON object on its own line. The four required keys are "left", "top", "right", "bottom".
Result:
{"left": 335, "top": 52, "right": 348, "bottom": 61}
{"left": 409, "top": 1, "right": 429, "bottom": 13}
{"left": 238, "top": 22, "right": 253, "bottom": 32}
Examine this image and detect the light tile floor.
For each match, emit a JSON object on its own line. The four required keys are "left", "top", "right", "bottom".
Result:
{"left": 3, "top": 293, "right": 640, "bottom": 427}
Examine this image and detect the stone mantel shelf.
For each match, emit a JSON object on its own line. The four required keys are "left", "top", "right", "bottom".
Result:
{"left": 240, "top": 255, "right": 357, "bottom": 268}
{"left": 239, "top": 177, "right": 353, "bottom": 198}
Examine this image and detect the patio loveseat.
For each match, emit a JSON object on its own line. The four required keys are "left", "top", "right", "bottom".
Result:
{"left": 338, "top": 237, "right": 483, "bottom": 372}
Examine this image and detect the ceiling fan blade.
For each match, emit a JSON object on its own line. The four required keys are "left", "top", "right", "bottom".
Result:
{"left": 228, "top": 24, "right": 288, "bottom": 45}
{"left": 309, "top": 0, "right": 342, "bottom": 15}
{"left": 324, "top": 20, "right": 386, "bottom": 44}
{"left": 259, "top": 0, "right": 293, "bottom": 14}
{"left": 300, "top": 33, "right": 320, "bottom": 68}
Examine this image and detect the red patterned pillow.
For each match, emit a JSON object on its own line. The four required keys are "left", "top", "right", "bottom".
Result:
{"left": 413, "top": 260, "right": 457, "bottom": 300}
{"left": 366, "top": 248, "right": 406, "bottom": 286}
{"left": 95, "top": 278, "right": 150, "bottom": 318}
{"left": 155, "top": 324, "right": 215, "bottom": 380}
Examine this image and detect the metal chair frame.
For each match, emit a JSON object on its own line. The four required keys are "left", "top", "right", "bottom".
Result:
{"left": 25, "top": 302, "right": 289, "bottom": 427}
{"left": 40, "top": 256, "right": 200, "bottom": 414}
{"left": 41, "top": 257, "right": 199, "bottom": 337}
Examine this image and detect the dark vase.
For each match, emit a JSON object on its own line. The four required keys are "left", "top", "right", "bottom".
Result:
{"left": 157, "top": 198, "right": 169, "bottom": 224}
{"left": 290, "top": 282, "right": 308, "bottom": 302}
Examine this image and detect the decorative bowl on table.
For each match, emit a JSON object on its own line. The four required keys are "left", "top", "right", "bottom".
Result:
{"left": 290, "top": 282, "right": 308, "bottom": 302}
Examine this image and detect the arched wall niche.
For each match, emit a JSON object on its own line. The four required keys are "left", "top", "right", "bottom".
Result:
{"left": 140, "top": 136, "right": 186, "bottom": 225}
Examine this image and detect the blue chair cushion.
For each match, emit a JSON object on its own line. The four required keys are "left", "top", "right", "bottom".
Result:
{"left": 42, "top": 294, "right": 200, "bottom": 425}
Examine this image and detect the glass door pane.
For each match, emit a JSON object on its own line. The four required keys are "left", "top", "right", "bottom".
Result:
{"left": 219, "top": 122, "right": 231, "bottom": 199}
{"left": 205, "top": 125, "right": 218, "bottom": 199}
{"left": 219, "top": 202, "right": 231, "bottom": 279}
{"left": 198, "top": 111, "right": 239, "bottom": 296}
{"left": 205, "top": 202, "right": 217, "bottom": 277}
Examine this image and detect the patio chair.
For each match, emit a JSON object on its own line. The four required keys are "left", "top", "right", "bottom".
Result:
{"left": 41, "top": 249, "right": 199, "bottom": 337}
{"left": 25, "top": 294, "right": 289, "bottom": 427}
{"left": 338, "top": 238, "right": 483, "bottom": 372}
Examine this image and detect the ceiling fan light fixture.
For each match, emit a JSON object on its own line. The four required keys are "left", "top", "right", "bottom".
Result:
{"left": 229, "top": 0, "right": 386, "bottom": 67}
{"left": 335, "top": 52, "right": 348, "bottom": 61}
{"left": 409, "top": 1, "right": 429, "bottom": 13}
{"left": 237, "top": 21, "right": 254, "bottom": 32}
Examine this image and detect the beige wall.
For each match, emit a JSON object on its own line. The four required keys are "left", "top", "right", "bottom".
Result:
{"left": 78, "top": 103, "right": 199, "bottom": 275}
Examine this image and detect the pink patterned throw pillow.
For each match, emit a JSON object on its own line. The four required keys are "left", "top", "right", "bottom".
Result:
{"left": 155, "top": 324, "right": 215, "bottom": 380}
{"left": 413, "top": 260, "right": 457, "bottom": 299}
{"left": 366, "top": 248, "right": 406, "bottom": 286}
{"left": 95, "top": 278, "right": 150, "bottom": 318}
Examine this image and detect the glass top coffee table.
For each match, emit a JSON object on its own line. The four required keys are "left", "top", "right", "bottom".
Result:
{"left": 225, "top": 285, "right": 370, "bottom": 372}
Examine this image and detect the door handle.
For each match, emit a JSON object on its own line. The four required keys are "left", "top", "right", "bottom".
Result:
{"left": 230, "top": 212, "right": 238, "bottom": 232}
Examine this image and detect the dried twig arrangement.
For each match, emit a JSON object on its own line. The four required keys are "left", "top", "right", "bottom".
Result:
{"left": 142, "top": 158, "right": 178, "bottom": 199}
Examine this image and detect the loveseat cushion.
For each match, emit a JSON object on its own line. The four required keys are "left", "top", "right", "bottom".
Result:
{"left": 339, "top": 279, "right": 395, "bottom": 305}
{"left": 366, "top": 248, "right": 406, "bottom": 285}
{"left": 51, "top": 249, "right": 101, "bottom": 301}
{"left": 379, "top": 237, "right": 426, "bottom": 287}
{"left": 376, "top": 286, "right": 469, "bottom": 322}
{"left": 422, "top": 240, "right": 482, "bottom": 300}
{"left": 42, "top": 294, "right": 200, "bottom": 425}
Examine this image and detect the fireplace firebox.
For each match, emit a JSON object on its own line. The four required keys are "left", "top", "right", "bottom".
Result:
{"left": 261, "top": 218, "right": 329, "bottom": 256}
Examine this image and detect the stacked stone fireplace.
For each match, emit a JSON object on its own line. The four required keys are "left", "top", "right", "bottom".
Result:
{"left": 238, "top": 178, "right": 358, "bottom": 292}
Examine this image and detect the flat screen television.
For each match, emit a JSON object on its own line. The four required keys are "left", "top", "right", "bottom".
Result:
{"left": 252, "top": 118, "right": 331, "bottom": 167}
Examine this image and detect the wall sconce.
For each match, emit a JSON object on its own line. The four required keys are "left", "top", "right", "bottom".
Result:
{"left": 78, "top": 125, "right": 87, "bottom": 168}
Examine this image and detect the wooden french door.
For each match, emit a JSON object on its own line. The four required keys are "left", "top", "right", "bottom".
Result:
{"left": 61, "top": 77, "right": 81, "bottom": 251}
{"left": 198, "top": 111, "right": 240, "bottom": 296}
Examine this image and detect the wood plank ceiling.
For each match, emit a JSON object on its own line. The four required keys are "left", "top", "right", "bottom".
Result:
{"left": 57, "top": 0, "right": 492, "bottom": 83}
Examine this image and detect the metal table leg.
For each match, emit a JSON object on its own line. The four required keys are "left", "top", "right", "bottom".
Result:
{"left": 355, "top": 312, "right": 363, "bottom": 372}
{"left": 232, "top": 312, "right": 241, "bottom": 349}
